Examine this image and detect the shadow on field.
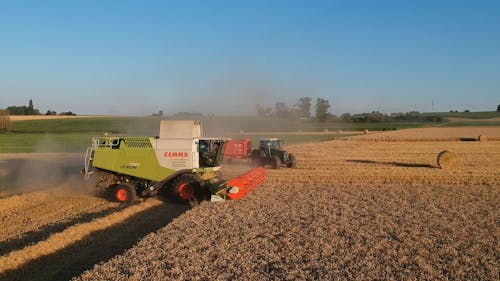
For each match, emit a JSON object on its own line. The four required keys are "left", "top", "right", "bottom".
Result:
{"left": 459, "top": 137, "right": 478, "bottom": 141}
{"left": 0, "top": 206, "right": 125, "bottom": 257}
{"left": 347, "top": 159, "right": 436, "bottom": 168}
{"left": 0, "top": 203, "right": 189, "bottom": 281}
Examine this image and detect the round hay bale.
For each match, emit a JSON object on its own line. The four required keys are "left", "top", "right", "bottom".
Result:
{"left": 437, "top": 150, "right": 457, "bottom": 169}
{"left": 337, "top": 129, "right": 343, "bottom": 134}
{"left": 364, "top": 129, "right": 369, "bottom": 134}
{"left": 478, "top": 134, "right": 488, "bottom": 142}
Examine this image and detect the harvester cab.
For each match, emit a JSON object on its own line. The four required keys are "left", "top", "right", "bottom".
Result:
{"left": 251, "top": 138, "right": 297, "bottom": 169}
{"left": 83, "top": 120, "right": 266, "bottom": 205}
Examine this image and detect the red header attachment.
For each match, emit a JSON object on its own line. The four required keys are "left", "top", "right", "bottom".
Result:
{"left": 226, "top": 167, "right": 267, "bottom": 200}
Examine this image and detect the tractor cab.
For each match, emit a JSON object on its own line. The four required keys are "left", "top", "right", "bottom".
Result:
{"left": 252, "top": 138, "right": 296, "bottom": 169}
{"left": 260, "top": 138, "right": 283, "bottom": 151}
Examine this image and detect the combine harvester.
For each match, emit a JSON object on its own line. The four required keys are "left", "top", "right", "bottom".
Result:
{"left": 83, "top": 120, "right": 266, "bottom": 204}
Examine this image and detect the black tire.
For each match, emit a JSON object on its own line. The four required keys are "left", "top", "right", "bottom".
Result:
{"left": 251, "top": 150, "right": 262, "bottom": 166}
{"left": 287, "top": 154, "right": 297, "bottom": 168}
{"left": 271, "top": 155, "right": 281, "bottom": 169}
{"left": 110, "top": 183, "right": 137, "bottom": 203}
{"left": 169, "top": 173, "right": 207, "bottom": 205}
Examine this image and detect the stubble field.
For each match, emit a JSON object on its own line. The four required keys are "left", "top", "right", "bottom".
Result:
{"left": 0, "top": 127, "right": 498, "bottom": 280}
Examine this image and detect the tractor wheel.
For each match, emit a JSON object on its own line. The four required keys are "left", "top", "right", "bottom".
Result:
{"left": 251, "top": 150, "right": 262, "bottom": 166}
{"left": 169, "top": 173, "right": 207, "bottom": 206}
{"left": 110, "top": 183, "right": 137, "bottom": 203}
{"left": 271, "top": 155, "right": 281, "bottom": 169}
{"left": 287, "top": 154, "right": 297, "bottom": 168}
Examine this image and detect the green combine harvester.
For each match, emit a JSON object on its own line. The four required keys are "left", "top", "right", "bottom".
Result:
{"left": 83, "top": 120, "right": 266, "bottom": 204}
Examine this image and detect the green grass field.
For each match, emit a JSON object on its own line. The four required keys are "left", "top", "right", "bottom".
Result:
{"left": 421, "top": 111, "right": 500, "bottom": 119}
{"left": 0, "top": 133, "right": 93, "bottom": 153}
{"left": 1, "top": 114, "right": 499, "bottom": 153}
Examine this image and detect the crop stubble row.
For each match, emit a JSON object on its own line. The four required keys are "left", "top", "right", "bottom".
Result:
{"left": 0, "top": 189, "right": 118, "bottom": 242}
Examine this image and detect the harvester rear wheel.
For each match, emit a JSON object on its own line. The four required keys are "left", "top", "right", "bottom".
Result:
{"left": 111, "top": 183, "right": 137, "bottom": 203}
{"left": 271, "top": 155, "right": 281, "bottom": 169}
{"left": 170, "top": 173, "right": 207, "bottom": 205}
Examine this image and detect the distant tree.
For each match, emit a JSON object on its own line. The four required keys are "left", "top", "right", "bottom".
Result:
{"left": 173, "top": 112, "right": 203, "bottom": 117}
{"left": 497, "top": 104, "right": 499, "bottom": 112}
{"left": 256, "top": 104, "right": 272, "bottom": 117}
{"left": 6, "top": 106, "right": 27, "bottom": 115}
{"left": 6, "top": 99, "right": 40, "bottom": 115}
{"left": 464, "top": 109, "right": 470, "bottom": 113}
{"left": 45, "top": 110, "right": 57, "bottom": 115}
{"left": 314, "top": 97, "right": 330, "bottom": 122}
{"left": 274, "top": 102, "right": 289, "bottom": 118}
{"left": 367, "top": 111, "right": 387, "bottom": 122}
{"left": 326, "top": 113, "right": 338, "bottom": 122}
{"left": 294, "top": 97, "right": 312, "bottom": 119}
{"left": 340, "top": 113, "right": 352, "bottom": 122}
{"left": 151, "top": 110, "right": 164, "bottom": 117}
{"left": 27, "top": 99, "right": 34, "bottom": 114}
{"left": 59, "top": 111, "right": 76, "bottom": 116}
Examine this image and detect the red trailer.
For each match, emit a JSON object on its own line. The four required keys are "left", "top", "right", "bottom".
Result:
{"left": 224, "top": 138, "right": 252, "bottom": 160}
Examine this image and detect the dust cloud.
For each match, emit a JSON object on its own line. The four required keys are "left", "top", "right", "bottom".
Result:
{"left": 163, "top": 65, "right": 318, "bottom": 116}
{"left": 0, "top": 136, "right": 96, "bottom": 197}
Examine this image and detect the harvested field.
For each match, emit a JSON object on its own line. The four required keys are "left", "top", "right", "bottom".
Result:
{"left": 0, "top": 153, "right": 189, "bottom": 281}
{"left": 0, "top": 127, "right": 498, "bottom": 280}
{"left": 348, "top": 126, "right": 500, "bottom": 142}
{"left": 75, "top": 138, "right": 498, "bottom": 280}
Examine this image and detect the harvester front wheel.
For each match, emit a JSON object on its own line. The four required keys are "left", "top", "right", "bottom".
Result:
{"left": 111, "top": 183, "right": 137, "bottom": 203}
{"left": 271, "top": 155, "right": 281, "bottom": 169}
{"left": 170, "top": 174, "right": 206, "bottom": 205}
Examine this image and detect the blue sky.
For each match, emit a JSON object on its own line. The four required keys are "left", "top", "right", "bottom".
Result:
{"left": 0, "top": 0, "right": 499, "bottom": 115}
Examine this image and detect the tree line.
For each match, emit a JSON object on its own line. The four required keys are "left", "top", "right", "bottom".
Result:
{"left": 343, "top": 111, "right": 445, "bottom": 123}
{"left": 3, "top": 99, "right": 76, "bottom": 116}
{"left": 256, "top": 97, "right": 331, "bottom": 122}
{"left": 255, "top": 98, "right": 458, "bottom": 123}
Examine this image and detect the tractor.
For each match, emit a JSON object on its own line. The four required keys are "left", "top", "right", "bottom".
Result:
{"left": 251, "top": 138, "right": 297, "bottom": 169}
{"left": 83, "top": 120, "right": 266, "bottom": 205}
